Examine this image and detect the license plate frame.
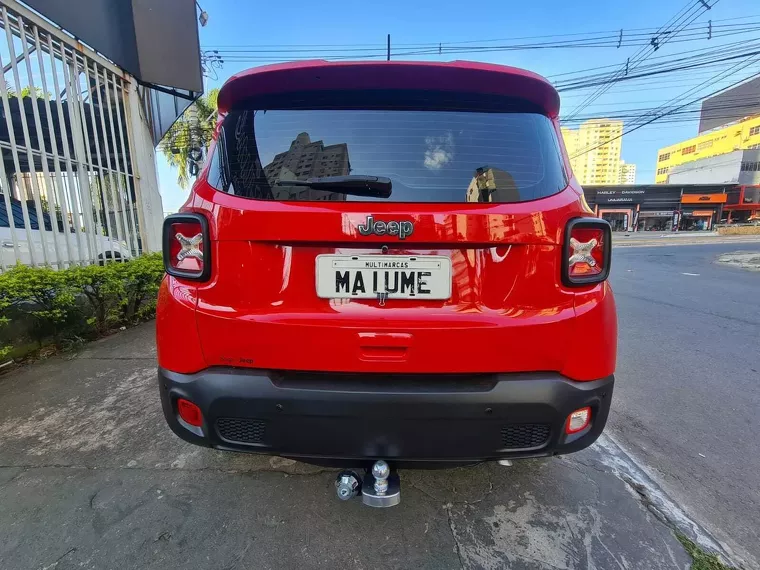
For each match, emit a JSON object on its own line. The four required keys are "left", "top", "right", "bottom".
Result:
{"left": 315, "top": 254, "right": 452, "bottom": 300}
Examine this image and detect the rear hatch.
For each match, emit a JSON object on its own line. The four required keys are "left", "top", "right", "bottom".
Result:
{"left": 191, "top": 62, "right": 586, "bottom": 374}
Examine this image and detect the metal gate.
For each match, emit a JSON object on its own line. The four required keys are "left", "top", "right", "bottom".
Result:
{"left": 0, "top": 0, "right": 144, "bottom": 269}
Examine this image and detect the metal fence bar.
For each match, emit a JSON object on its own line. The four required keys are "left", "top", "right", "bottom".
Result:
{"left": 62, "top": 49, "right": 97, "bottom": 264}
{"left": 1, "top": 6, "right": 46, "bottom": 265}
{"left": 33, "top": 26, "right": 74, "bottom": 266}
{"left": 102, "top": 70, "right": 134, "bottom": 257}
{"left": 81, "top": 62, "right": 114, "bottom": 259}
{"left": 3, "top": 10, "right": 52, "bottom": 266}
{"left": 71, "top": 57, "right": 103, "bottom": 264}
{"left": 76, "top": 63, "right": 108, "bottom": 262}
{"left": 112, "top": 74, "right": 140, "bottom": 256}
{"left": 45, "top": 33, "right": 85, "bottom": 265}
{"left": 0, "top": 36, "right": 36, "bottom": 265}
{"left": 0, "top": 0, "right": 144, "bottom": 268}
{"left": 17, "top": 14, "right": 62, "bottom": 266}
{"left": 92, "top": 69, "right": 126, "bottom": 255}
{"left": 0, "top": 146, "right": 18, "bottom": 269}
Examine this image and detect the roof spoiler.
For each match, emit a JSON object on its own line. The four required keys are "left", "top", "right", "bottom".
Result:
{"left": 217, "top": 60, "right": 560, "bottom": 118}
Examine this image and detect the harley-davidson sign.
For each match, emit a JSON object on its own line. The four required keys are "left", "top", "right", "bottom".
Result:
{"left": 594, "top": 189, "right": 646, "bottom": 204}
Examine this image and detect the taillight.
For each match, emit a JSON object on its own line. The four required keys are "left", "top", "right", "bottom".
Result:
{"left": 162, "top": 213, "right": 211, "bottom": 281}
{"left": 177, "top": 398, "right": 203, "bottom": 427}
{"left": 562, "top": 218, "right": 612, "bottom": 286}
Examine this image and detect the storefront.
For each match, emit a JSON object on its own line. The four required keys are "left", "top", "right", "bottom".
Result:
{"left": 679, "top": 210, "right": 714, "bottom": 231}
{"left": 600, "top": 209, "right": 633, "bottom": 231}
{"left": 592, "top": 188, "right": 646, "bottom": 232}
{"left": 637, "top": 211, "right": 674, "bottom": 231}
{"left": 583, "top": 184, "right": 734, "bottom": 232}
{"left": 723, "top": 186, "right": 760, "bottom": 223}
{"left": 679, "top": 193, "right": 726, "bottom": 230}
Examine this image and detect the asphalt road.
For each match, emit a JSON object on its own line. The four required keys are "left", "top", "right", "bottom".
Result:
{"left": 609, "top": 241, "right": 760, "bottom": 566}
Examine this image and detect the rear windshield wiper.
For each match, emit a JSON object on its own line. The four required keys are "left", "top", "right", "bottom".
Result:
{"left": 275, "top": 175, "right": 392, "bottom": 198}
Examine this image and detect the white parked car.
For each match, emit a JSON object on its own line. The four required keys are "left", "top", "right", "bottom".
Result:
{"left": 0, "top": 199, "right": 132, "bottom": 267}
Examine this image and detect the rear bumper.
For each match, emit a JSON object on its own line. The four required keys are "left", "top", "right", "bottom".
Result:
{"left": 158, "top": 367, "right": 614, "bottom": 467}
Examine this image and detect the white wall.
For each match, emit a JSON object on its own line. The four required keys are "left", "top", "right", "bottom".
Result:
{"left": 127, "top": 78, "right": 165, "bottom": 253}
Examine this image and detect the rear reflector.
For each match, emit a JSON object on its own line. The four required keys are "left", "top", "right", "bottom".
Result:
{"left": 177, "top": 398, "right": 203, "bottom": 427}
{"left": 162, "top": 213, "right": 211, "bottom": 281}
{"left": 562, "top": 218, "right": 612, "bottom": 286}
{"left": 565, "top": 407, "right": 591, "bottom": 434}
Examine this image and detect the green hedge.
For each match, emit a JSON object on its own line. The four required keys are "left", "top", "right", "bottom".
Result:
{"left": 0, "top": 253, "right": 164, "bottom": 360}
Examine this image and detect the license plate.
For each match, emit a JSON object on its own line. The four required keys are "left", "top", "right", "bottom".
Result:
{"left": 315, "top": 255, "right": 452, "bottom": 300}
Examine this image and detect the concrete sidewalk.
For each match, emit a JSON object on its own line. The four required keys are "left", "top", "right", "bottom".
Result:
{"left": 0, "top": 324, "right": 694, "bottom": 570}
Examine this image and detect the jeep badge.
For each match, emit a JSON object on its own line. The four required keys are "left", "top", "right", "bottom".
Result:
{"left": 357, "top": 215, "right": 414, "bottom": 240}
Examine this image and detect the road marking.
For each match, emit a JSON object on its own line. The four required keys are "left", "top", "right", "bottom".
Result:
{"left": 681, "top": 272, "right": 700, "bottom": 276}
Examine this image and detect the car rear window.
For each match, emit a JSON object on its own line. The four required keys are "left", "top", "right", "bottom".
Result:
{"left": 209, "top": 106, "right": 568, "bottom": 203}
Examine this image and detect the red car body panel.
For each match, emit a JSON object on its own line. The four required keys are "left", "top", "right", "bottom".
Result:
{"left": 156, "top": 60, "right": 617, "bottom": 466}
{"left": 159, "top": 176, "right": 615, "bottom": 380}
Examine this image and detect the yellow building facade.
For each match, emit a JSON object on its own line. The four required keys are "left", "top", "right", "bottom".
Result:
{"left": 561, "top": 120, "right": 624, "bottom": 185}
{"left": 655, "top": 115, "right": 760, "bottom": 183}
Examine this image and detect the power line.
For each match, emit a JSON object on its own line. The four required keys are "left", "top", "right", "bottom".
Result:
{"left": 555, "top": 39, "right": 760, "bottom": 88}
{"left": 212, "top": 30, "right": 758, "bottom": 62}
{"left": 563, "top": 0, "right": 704, "bottom": 119}
{"left": 205, "top": 18, "right": 758, "bottom": 66}
{"left": 559, "top": 47, "right": 760, "bottom": 92}
{"left": 564, "top": 0, "right": 718, "bottom": 121}
{"left": 569, "top": 65, "right": 760, "bottom": 159}
{"left": 204, "top": 14, "right": 760, "bottom": 51}
{"left": 548, "top": 37, "right": 751, "bottom": 79}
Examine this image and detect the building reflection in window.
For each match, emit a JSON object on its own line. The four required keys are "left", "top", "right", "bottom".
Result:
{"left": 465, "top": 166, "right": 520, "bottom": 203}
{"left": 263, "top": 132, "right": 350, "bottom": 202}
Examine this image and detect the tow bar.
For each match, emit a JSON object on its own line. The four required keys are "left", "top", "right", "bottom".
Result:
{"left": 334, "top": 460, "right": 401, "bottom": 507}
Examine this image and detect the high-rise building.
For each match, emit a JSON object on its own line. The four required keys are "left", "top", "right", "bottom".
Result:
{"left": 561, "top": 119, "right": 624, "bottom": 185}
{"left": 618, "top": 161, "right": 637, "bottom": 184}
{"left": 655, "top": 115, "right": 760, "bottom": 183}
{"left": 264, "top": 132, "right": 350, "bottom": 180}
{"left": 699, "top": 77, "right": 760, "bottom": 134}
{"left": 264, "top": 132, "right": 350, "bottom": 200}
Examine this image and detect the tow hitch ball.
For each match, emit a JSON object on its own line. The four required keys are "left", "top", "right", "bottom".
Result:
{"left": 334, "top": 460, "right": 401, "bottom": 507}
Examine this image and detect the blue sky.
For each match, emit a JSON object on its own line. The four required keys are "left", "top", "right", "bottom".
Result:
{"left": 158, "top": 0, "right": 757, "bottom": 212}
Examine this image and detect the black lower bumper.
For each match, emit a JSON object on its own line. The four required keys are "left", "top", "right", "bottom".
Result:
{"left": 158, "top": 368, "right": 614, "bottom": 467}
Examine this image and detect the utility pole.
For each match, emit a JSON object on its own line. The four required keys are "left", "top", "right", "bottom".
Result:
{"left": 187, "top": 103, "right": 201, "bottom": 179}
{"left": 387, "top": 34, "right": 390, "bottom": 61}
{"left": 190, "top": 1, "right": 209, "bottom": 179}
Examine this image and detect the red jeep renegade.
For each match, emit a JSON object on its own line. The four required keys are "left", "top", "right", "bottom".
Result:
{"left": 157, "top": 61, "right": 616, "bottom": 500}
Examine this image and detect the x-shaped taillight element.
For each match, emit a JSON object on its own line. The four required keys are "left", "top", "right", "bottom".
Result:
{"left": 176, "top": 233, "right": 203, "bottom": 261}
{"left": 569, "top": 237, "right": 598, "bottom": 267}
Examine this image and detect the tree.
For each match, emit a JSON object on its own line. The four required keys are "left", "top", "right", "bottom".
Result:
{"left": 5, "top": 83, "right": 45, "bottom": 98}
{"left": 158, "top": 88, "right": 220, "bottom": 189}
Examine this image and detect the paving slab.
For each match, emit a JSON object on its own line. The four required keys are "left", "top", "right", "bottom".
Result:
{"left": 0, "top": 323, "right": 694, "bottom": 570}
